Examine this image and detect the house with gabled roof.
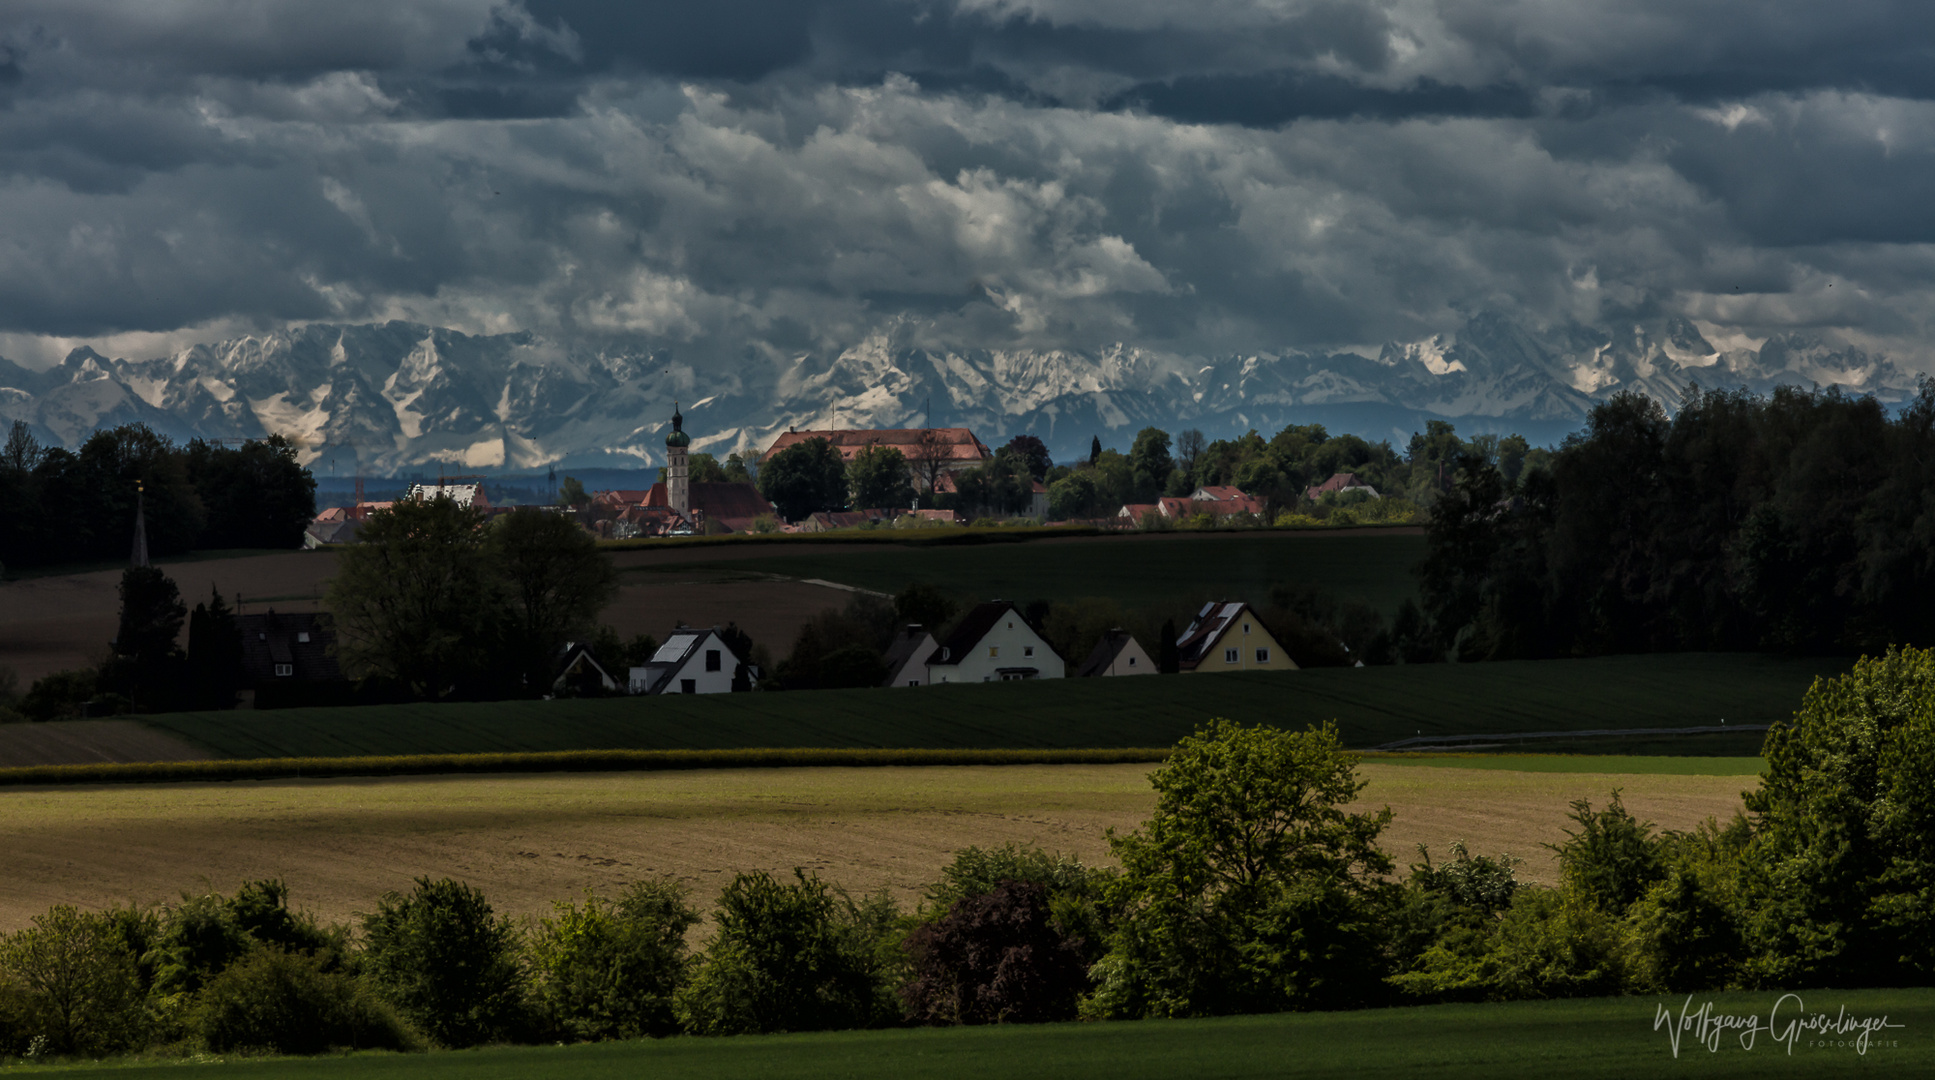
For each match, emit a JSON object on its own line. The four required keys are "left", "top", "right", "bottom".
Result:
{"left": 628, "top": 626, "right": 749, "bottom": 694}
{"left": 551, "top": 641, "right": 621, "bottom": 696}
{"left": 1304, "top": 472, "right": 1379, "bottom": 501}
{"left": 1076, "top": 629, "right": 1156, "bottom": 677}
{"left": 1175, "top": 601, "right": 1298, "bottom": 674}
{"left": 926, "top": 601, "right": 1065, "bottom": 683}
{"left": 881, "top": 624, "right": 939, "bottom": 687}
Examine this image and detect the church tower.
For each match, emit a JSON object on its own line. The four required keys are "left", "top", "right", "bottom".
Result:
{"left": 666, "top": 402, "right": 691, "bottom": 519}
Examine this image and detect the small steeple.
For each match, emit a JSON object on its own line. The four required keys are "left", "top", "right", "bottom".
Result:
{"left": 666, "top": 401, "right": 691, "bottom": 448}
{"left": 131, "top": 481, "right": 150, "bottom": 568}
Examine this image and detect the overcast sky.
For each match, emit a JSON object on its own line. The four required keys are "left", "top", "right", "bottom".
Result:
{"left": 2, "top": 0, "right": 1932, "bottom": 369}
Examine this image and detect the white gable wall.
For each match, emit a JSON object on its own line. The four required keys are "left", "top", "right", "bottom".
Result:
{"left": 886, "top": 633, "right": 938, "bottom": 687}
{"left": 929, "top": 611, "right": 1064, "bottom": 683}
{"left": 1095, "top": 637, "right": 1156, "bottom": 676}
{"left": 633, "top": 630, "right": 738, "bottom": 694}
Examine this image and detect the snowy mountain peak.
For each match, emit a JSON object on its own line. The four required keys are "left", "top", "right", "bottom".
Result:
{"left": 0, "top": 314, "right": 1918, "bottom": 472}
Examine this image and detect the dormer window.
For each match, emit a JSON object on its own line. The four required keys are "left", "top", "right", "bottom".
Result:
{"left": 297, "top": 632, "right": 310, "bottom": 643}
{"left": 989, "top": 646, "right": 999, "bottom": 658}
{"left": 1023, "top": 645, "right": 1034, "bottom": 657}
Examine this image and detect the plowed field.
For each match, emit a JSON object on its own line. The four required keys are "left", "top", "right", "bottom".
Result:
{"left": 0, "top": 761, "right": 1754, "bottom": 931}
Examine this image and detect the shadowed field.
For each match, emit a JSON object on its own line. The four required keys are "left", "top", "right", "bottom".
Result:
{"left": 0, "top": 760, "right": 1755, "bottom": 932}
{"left": 143, "top": 653, "right": 1843, "bottom": 761}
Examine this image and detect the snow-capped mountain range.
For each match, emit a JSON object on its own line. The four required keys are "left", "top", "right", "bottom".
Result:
{"left": 0, "top": 313, "right": 1917, "bottom": 473}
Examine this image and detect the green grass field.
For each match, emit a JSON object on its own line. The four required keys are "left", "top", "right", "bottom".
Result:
{"left": 24, "top": 989, "right": 1933, "bottom": 1079}
{"left": 143, "top": 653, "right": 1846, "bottom": 761}
{"left": 637, "top": 529, "right": 1429, "bottom": 616}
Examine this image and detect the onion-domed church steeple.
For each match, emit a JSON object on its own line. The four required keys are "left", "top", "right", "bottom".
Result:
{"left": 666, "top": 402, "right": 690, "bottom": 518}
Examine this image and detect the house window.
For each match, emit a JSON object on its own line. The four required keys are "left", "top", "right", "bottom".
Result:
{"left": 989, "top": 646, "right": 999, "bottom": 658}
{"left": 680, "top": 678, "right": 697, "bottom": 694}
{"left": 1128, "top": 657, "right": 1137, "bottom": 667}
{"left": 274, "top": 664, "right": 293, "bottom": 677}
{"left": 1243, "top": 622, "right": 1251, "bottom": 634}
{"left": 705, "top": 649, "right": 721, "bottom": 672}
{"left": 1023, "top": 645, "right": 1035, "bottom": 657}
{"left": 908, "top": 680, "right": 921, "bottom": 687}
{"left": 1256, "top": 648, "right": 1271, "bottom": 663}
{"left": 297, "top": 632, "right": 310, "bottom": 643}
{"left": 1224, "top": 648, "right": 1239, "bottom": 663}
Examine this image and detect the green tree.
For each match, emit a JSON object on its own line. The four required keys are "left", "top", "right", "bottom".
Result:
{"left": 894, "top": 582, "right": 957, "bottom": 634}
{"left": 185, "top": 584, "right": 242, "bottom": 711}
{"left": 530, "top": 881, "right": 699, "bottom": 1042}
{"left": 326, "top": 496, "right": 502, "bottom": 699}
{"left": 558, "top": 476, "right": 589, "bottom": 507}
{"left": 101, "top": 566, "right": 189, "bottom": 712}
{"left": 847, "top": 445, "right": 915, "bottom": 510}
{"left": 1046, "top": 470, "right": 1101, "bottom": 520}
{"left": 1003, "top": 435, "right": 1053, "bottom": 481}
{"left": 1128, "top": 428, "right": 1173, "bottom": 501}
{"left": 676, "top": 871, "right": 892, "bottom": 1036}
{"left": 759, "top": 437, "right": 847, "bottom": 521}
{"left": 185, "top": 435, "right": 317, "bottom": 549}
{"left": 722, "top": 453, "right": 753, "bottom": 482}
{"left": 1089, "top": 720, "right": 1394, "bottom": 1018}
{"left": 1739, "top": 646, "right": 1935, "bottom": 987}
{"left": 489, "top": 508, "right": 618, "bottom": 693}
{"left": 361, "top": 877, "right": 527, "bottom": 1047}
{"left": 0, "top": 905, "right": 148, "bottom": 1055}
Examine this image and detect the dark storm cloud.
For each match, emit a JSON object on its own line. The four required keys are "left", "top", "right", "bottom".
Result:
{"left": 1, "top": 0, "right": 1934, "bottom": 368}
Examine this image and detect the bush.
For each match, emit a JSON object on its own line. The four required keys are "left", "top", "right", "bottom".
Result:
{"left": 192, "top": 949, "right": 418, "bottom": 1055}
{"left": 0, "top": 906, "right": 148, "bottom": 1056}
{"left": 1550, "top": 791, "right": 1664, "bottom": 917}
{"left": 1391, "top": 886, "right": 1635, "bottom": 1002}
{"left": 361, "top": 878, "right": 527, "bottom": 1047}
{"left": 530, "top": 881, "right": 699, "bottom": 1042}
{"left": 1088, "top": 721, "right": 1396, "bottom": 1019}
{"left": 901, "top": 879, "right": 1088, "bottom": 1025}
{"left": 676, "top": 871, "right": 893, "bottom": 1036}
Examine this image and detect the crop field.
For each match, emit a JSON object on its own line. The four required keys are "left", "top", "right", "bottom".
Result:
{"left": 0, "top": 760, "right": 1756, "bottom": 932}
{"left": 25, "top": 989, "right": 1933, "bottom": 1078}
{"left": 616, "top": 528, "right": 1429, "bottom": 616}
{"left": 142, "top": 652, "right": 1846, "bottom": 762}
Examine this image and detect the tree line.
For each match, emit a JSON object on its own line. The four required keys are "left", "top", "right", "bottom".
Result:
{"left": 4, "top": 662, "right": 1929, "bottom": 1060}
{"left": 0, "top": 421, "right": 316, "bottom": 573}
{"left": 1418, "top": 384, "right": 1935, "bottom": 658}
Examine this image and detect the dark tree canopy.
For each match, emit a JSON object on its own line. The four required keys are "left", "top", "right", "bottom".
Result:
{"left": 847, "top": 444, "right": 914, "bottom": 510}
{"left": 1003, "top": 435, "right": 1053, "bottom": 481}
{"left": 759, "top": 437, "right": 847, "bottom": 521}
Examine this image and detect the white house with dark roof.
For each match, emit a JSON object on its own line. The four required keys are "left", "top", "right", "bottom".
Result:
{"left": 881, "top": 625, "right": 939, "bottom": 687}
{"left": 1076, "top": 629, "right": 1156, "bottom": 677}
{"left": 628, "top": 627, "right": 746, "bottom": 694}
{"left": 925, "top": 601, "right": 1065, "bottom": 683}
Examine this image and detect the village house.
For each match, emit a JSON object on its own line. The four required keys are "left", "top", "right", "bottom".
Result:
{"left": 1174, "top": 601, "right": 1299, "bottom": 674}
{"left": 925, "top": 601, "right": 1065, "bottom": 682}
{"left": 551, "top": 642, "right": 621, "bottom": 696}
{"left": 407, "top": 481, "right": 490, "bottom": 508}
{"left": 628, "top": 626, "right": 750, "bottom": 694}
{"left": 1190, "top": 485, "right": 1269, "bottom": 517}
{"left": 1305, "top": 472, "right": 1379, "bottom": 502}
{"left": 1075, "top": 629, "right": 1156, "bottom": 677}
{"left": 881, "top": 624, "right": 939, "bottom": 687}
{"left": 237, "top": 610, "right": 344, "bottom": 708}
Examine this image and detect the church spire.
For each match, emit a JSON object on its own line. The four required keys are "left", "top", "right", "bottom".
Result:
{"left": 131, "top": 481, "right": 150, "bottom": 568}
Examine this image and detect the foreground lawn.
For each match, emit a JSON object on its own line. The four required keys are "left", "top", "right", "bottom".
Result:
{"left": 25, "top": 990, "right": 1933, "bottom": 1079}
{"left": 144, "top": 653, "right": 1845, "bottom": 761}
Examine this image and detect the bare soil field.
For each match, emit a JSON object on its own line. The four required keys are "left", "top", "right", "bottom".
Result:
{"left": 0, "top": 762, "right": 1751, "bottom": 932}
{"left": 0, "top": 720, "right": 212, "bottom": 767}
{"left": 0, "top": 550, "right": 849, "bottom": 686}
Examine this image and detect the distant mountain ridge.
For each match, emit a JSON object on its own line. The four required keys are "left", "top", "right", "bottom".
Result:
{"left": 0, "top": 314, "right": 1916, "bottom": 473}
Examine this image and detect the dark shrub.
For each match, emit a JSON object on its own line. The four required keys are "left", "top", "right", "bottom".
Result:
{"left": 361, "top": 878, "right": 526, "bottom": 1047}
{"left": 902, "top": 879, "right": 1087, "bottom": 1025}
{"left": 676, "top": 871, "right": 891, "bottom": 1036}
{"left": 531, "top": 881, "right": 699, "bottom": 1042}
{"left": 193, "top": 949, "right": 417, "bottom": 1055}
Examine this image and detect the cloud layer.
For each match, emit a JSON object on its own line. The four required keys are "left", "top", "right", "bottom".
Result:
{"left": 3, "top": 0, "right": 1933, "bottom": 371}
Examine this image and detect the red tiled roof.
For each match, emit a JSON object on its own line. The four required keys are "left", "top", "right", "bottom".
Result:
{"left": 1175, "top": 600, "right": 1261, "bottom": 671}
{"left": 641, "top": 481, "right": 777, "bottom": 526}
{"left": 1193, "top": 485, "right": 1245, "bottom": 501}
{"left": 1305, "top": 472, "right": 1378, "bottom": 499}
{"left": 1117, "top": 503, "right": 1160, "bottom": 519}
{"left": 761, "top": 427, "right": 991, "bottom": 465}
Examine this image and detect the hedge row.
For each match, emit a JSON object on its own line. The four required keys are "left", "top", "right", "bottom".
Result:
{"left": 0, "top": 746, "right": 1172, "bottom": 787}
